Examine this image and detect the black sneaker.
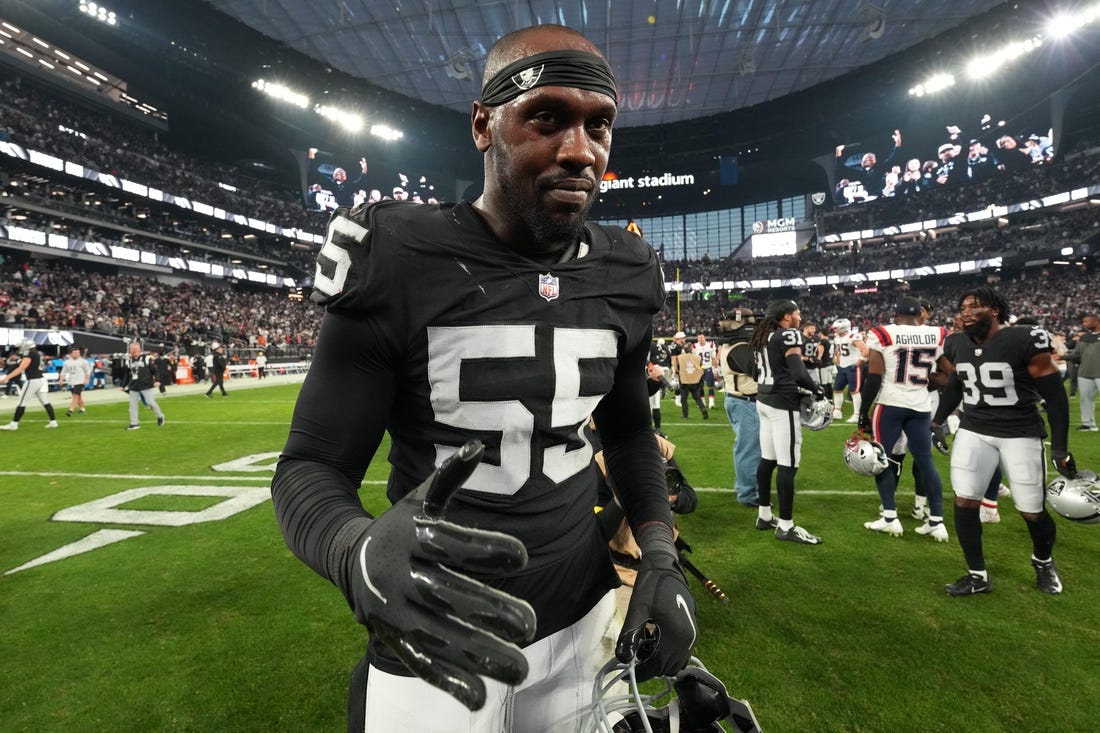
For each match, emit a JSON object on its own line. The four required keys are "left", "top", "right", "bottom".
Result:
{"left": 775, "top": 525, "right": 822, "bottom": 544}
{"left": 1032, "top": 558, "right": 1063, "bottom": 594}
{"left": 126, "top": 424, "right": 141, "bottom": 431}
{"left": 945, "top": 573, "right": 991, "bottom": 596}
{"left": 204, "top": 393, "right": 212, "bottom": 399}
{"left": 156, "top": 416, "right": 165, "bottom": 427}
{"left": 755, "top": 516, "right": 779, "bottom": 531}
{"left": 66, "top": 410, "right": 73, "bottom": 417}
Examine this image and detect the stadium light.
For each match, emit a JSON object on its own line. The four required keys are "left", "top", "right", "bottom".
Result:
{"left": 908, "top": 72, "right": 955, "bottom": 96}
{"left": 965, "top": 36, "right": 1042, "bottom": 80}
{"left": 370, "top": 124, "right": 404, "bottom": 141}
{"left": 78, "top": 1, "right": 118, "bottom": 26}
{"left": 314, "top": 104, "right": 364, "bottom": 133}
{"left": 252, "top": 78, "right": 309, "bottom": 109}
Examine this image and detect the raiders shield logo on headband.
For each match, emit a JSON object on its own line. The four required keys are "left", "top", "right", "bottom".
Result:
{"left": 512, "top": 64, "right": 545, "bottom": 91}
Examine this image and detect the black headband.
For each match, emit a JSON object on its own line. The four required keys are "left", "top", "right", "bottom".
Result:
{"left": 480, "top": 49, "right": 618, "bottom": 107}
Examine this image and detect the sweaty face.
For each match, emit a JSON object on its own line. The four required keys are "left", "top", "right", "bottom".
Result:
{"left": 960, "top": 296, "right": 995, "bottom": 341}
{"left": 487, "top": 85, "right": 614, "bottom": 250}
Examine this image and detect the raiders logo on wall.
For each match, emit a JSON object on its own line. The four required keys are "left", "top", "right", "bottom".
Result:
{"left": 811, "top": 192, "right": 827, "bottom": 206}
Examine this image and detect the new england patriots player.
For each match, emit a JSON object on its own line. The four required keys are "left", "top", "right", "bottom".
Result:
{"left": 271, "top": 25, "right": 697, "bottom": 732}
{"left": 932, "top": 287, "right": 1078, "bottom": 595}
{"left": 858, "top": 296, "right": 949, "bottom": 540}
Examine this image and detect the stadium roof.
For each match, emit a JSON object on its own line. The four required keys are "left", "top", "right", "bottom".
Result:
{"left": 204, "top": 0, "right": 1008, "bottom": 128}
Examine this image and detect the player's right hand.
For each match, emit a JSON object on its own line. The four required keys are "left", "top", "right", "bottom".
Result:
{"left": 931, "top": 423, "right": 950, "bottom": 456}
{"left": 348, "top": 440, "right": 536, "bottom": 711}
{"left": 1052, "top": 450, "right": 1078, "bottom": 479}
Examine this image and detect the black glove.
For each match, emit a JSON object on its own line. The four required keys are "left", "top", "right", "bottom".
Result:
{"left": 857, "top": 413, "right": 872, "bottom": 434}
{"left": 931, "top": 423, "right": 950, "bottom": 456}
{"left": 1052, "top": 450, "right": 1078, "bottom": 479}
{"left": 348, "top": 440, "right": 536, "bottom": 710}
{"left": 616, "top": 524, "right": 697, "bottom": 681}
{"left": 812, "top": 385, "right": 826, "bottom": 401}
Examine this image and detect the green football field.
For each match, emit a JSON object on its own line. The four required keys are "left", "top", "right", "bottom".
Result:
{"left": 2, "top": 380, "right": 1099, "bottom": 732}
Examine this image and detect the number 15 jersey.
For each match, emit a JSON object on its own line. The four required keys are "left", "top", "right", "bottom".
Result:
{"left": 865, "top": 323, "right": 948, "bottom": 411}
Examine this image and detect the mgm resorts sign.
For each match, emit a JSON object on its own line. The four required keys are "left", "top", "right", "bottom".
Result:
{"left": 751, "top": 217, "right": 799, "bottom": 234}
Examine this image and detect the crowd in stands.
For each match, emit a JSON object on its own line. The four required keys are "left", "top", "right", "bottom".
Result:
{"left": 0, "top": 255, "right": 319, "bottom": 354}
{"left": 0, "top": 73, "right": 321, "bottom": 234}
{"left": 655, "top": 265, "right": 1098, "bottom": 340}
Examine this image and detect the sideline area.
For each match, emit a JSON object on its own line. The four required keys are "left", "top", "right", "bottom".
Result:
{"left": 9, "top": 369, "right": 310, "bottom": 409}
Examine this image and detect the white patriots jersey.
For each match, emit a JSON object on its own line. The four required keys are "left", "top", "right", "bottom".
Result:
{"left": 691, "top": 340, "right": 717, "bottom": 369}
{"left": 833, "top": 332, "right": 865, "bottom": 368}
{"left": 866, "top": 323, "right": 948, "bottom": 411}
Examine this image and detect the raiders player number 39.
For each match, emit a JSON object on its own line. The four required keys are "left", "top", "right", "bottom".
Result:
{"left": 932, "top": 287, "right": 1077, "bottom": 596}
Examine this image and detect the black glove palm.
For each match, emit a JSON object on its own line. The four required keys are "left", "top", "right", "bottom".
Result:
{"left": 1052, "top": 450, "right": 1078, "bottom": 479}
{"left": 616, "top": 525, "right": 697, "bottom": 681}
{"left": 931, "top": 423, "right": 950, "bottom": 456}
{"left": 348, "top": 441, "right": 536, "bottom": 711}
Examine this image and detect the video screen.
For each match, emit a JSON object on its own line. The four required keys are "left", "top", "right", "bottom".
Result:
{"left": 831, "top": 110, "right": 1054, "bottom": 207}
{"left": 301, "top": 146, "right": 445, "bottom": 212}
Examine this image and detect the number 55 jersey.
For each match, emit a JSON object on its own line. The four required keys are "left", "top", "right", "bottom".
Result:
{"left": 282, "top": 200, "right": 665, "bottom": 638}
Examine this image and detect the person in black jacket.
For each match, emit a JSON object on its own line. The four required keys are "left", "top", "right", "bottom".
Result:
{"left": 120, "top": 342, "right": 164, "bottom": 430}
{"left": 205, "top": 343, "right": 229, "bottom": 398}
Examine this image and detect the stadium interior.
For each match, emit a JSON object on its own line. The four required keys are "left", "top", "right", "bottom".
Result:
{"left": 3, "top": 2, "right": 1100, "bottom": 731}
{"left": 2, "top": 0, "right": 1099, "bottom": 356}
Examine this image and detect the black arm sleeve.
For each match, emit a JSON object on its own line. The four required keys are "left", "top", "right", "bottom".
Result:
{"left": 785, "top": 352, "right": 818, "bottom": 392}
{"left": 1034, "top": 371, "right": 1070, "bottom": 453}
{"left": 860, "top": 373, "right": 882, "bottom": 418}
{"left": 932, "top": 374, "right": 964, "bottom": 426}
{"left": 595, "top": 328, "right": 673, "bottom": 534}
{"left": 271, "top": 309, "right": 396, "bottom": 597}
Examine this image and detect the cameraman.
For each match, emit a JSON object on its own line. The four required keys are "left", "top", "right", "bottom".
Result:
{"left": 717, "top": 308, "right": 762, "bottom": 506}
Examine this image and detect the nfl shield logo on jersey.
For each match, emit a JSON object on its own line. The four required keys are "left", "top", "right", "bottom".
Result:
{"left": 538, "top": 273, "right": 560, "bottom": 302}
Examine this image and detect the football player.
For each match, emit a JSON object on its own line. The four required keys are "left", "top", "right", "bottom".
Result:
{"left": 0, "top": 339, "right": 58, "bottom": 430}
{"left": 931, "top": 286, "right": 1078, "bottom": 595}
{"left": 857, "top": 296, "right": 949, "bottom": 540}
{"left": 749, "top": 299, "right": 827, "bottom": 544}
{"left": 831, "top": 318, "right": 867, "bottom": 422}
{"left": 270, "top": 25, "right": 697, "bottom": 732}
{"left": 691, "top": 331, "right": 719, "bottom": 409}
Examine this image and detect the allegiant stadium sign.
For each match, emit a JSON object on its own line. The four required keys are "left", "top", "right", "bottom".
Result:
{"left": 599, "top": 172, "right": 697, "bottom": 193}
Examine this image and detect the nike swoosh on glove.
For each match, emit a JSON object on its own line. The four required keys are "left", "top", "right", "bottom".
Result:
{"left": 1052, "top": 450, "right": 1078, "bottom": 479}
{"left": 348, "top": 440, "right": 536, "bottom": 710}
{"left": 616, "top": 523, "right": 697, "bottom": 681}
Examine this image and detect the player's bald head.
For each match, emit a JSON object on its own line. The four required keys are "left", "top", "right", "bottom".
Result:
{"left": 482, "top": 25, "right": 604, "bottom": 85}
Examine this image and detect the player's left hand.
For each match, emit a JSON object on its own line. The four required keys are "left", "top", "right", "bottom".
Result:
{"left": 617, "top": 524, "right": 697, "bottom": 681}
{"left": 1052, "top": 450, "right": 1078, "bottom": 479}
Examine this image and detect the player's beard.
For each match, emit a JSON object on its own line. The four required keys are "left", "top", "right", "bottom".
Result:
{"left": 963, "top": 317, "right": 993, "bottom": 341}
{"left": 493, "top": 149, "right": 592, "bottom": 253}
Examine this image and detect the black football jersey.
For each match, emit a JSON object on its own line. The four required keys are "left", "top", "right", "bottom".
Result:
{"left": 24, "top": 349, "right": 44, "bottom": 380}
{"left": 944, "top": 325, "right": 1052, "bottom": 438}
{"left": 818, "top": 335, "right": 834, "bottom": 364}
{"left": 284, "top": 200, "right": 664, "bottom": 615}
{"left": 756, "top": 327, "right": 804, "bottom": 410}
{"left": 801, "top": 336, "right": 819, "bottom": 367}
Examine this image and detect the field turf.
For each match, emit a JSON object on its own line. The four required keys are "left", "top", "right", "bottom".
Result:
{"left": 2, "top": 380, "right": 1098, "bottom": 731}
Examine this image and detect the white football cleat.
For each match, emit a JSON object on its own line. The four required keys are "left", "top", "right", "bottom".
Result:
{"left": 864, "top": 517, "right": 903, "bottom": 536}
{"left": 832, "top": 409, "right": 843, "bottom": 420}
{"left": 845, "top": 414, "right": 859, "bottom": 423}
{"left": 0, "top": 421, "right": 18, "bottom": 431}
{"left": 45, "top": 420, "right": 59, "bottom": 429}
{"left": 915, "top": 522, "right": 949, "bottom": 542}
